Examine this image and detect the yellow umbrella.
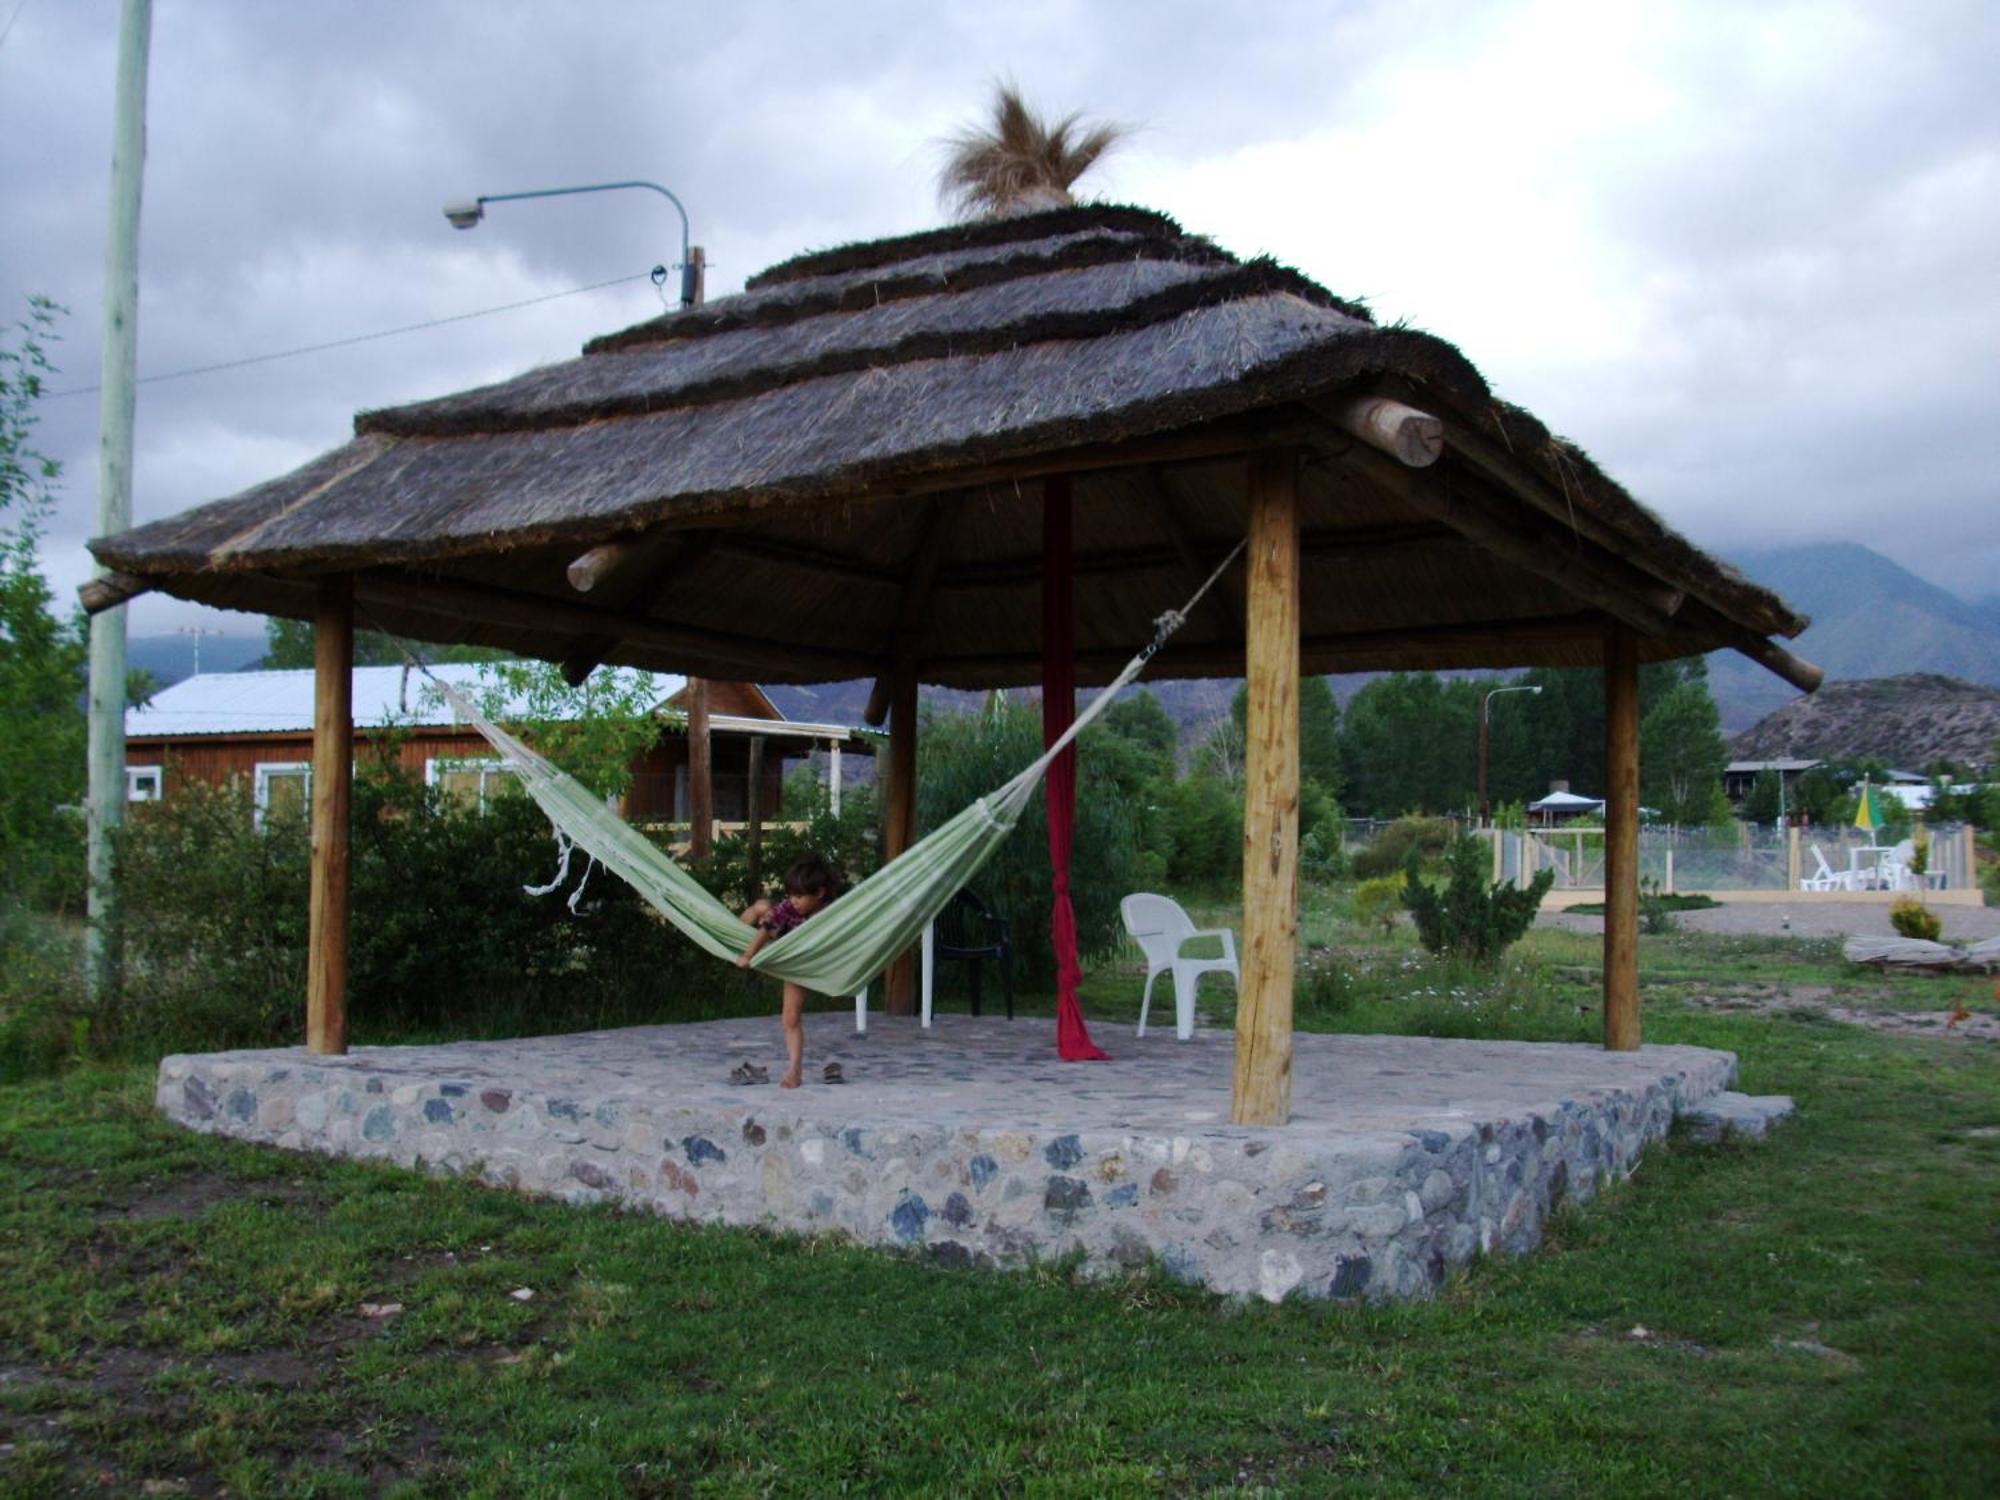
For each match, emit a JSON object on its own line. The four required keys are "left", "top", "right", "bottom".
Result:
{"left": 1853, "top": 779, "right": 1881, "bottom": 836}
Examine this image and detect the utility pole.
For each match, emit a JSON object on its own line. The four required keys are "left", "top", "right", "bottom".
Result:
{"left": 683, "top": 246, "right": 715, "bottom": 859}
{"left": 86, "top": 0, "right": 153, "bottom": 1003}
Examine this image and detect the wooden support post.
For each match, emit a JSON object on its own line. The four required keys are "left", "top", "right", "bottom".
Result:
{"left": 1603, "top": 622, "right": 1641, "bottom": 1051}
{"left": 746, "top": 735, "right": 765, "bottom": 894}
{"left": 306, "top": 575, "right": 353, "bottom": 1055}
{"left": 1232, "top": 450, "right": 1301, "bottom": 1127}
{"left": 687, "top": 678, "right": 713, "bottom": 859}
{"left": 883, "top": 659, "right": 920, "bottom": 1015}
{"left": 1787, "top": 824, "right": 1802, "bottom": 890}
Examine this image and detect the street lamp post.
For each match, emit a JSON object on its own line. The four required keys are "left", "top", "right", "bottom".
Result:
{"left": 443, "top": 180, "right": 697, "bottom": 307}
{"left": 1478, "top": 684, "right": 1543, "bottom": 825}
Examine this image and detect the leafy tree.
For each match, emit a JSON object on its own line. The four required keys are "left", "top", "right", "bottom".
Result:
{"left": 1401, "top": 835, "right": 1554, "bottom": 962}
{"left": 914, "top": 698, "right": 1141, "bottom": 982}
{"left": 1156, "top": 770, "right": 1242, "bottom": 886}
{"left": 0, "top": 297, "right": 86, "bottom": 911}
{"left": 1230, "top": 676, "right": 1342, "bottom": 798}
{"left": 1338, "top": 673, "right": 1480, "bottom": 817}
{"left": 1193, "top": 713, "right": 1244, "bottom": 783}
{"left": 454, "top": 660, "right": 670, "bottom": 801}
{"left": 1741, "top": 768, "right": 1784, "bottom": 825}
{"left": 1792, "top": 767, "right": 1841, "bottom": 823}
{"left": 1639, "top": 680, "right": 1729, "bottom": 825}
{"left": 1099, "top": 687, "right": 1177, "bottom": 776}
{"left": 262, "top": 615, "right": 507, "bottom": 670}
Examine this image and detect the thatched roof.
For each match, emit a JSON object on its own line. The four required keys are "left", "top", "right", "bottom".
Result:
{"left": 93, "top": 204, "right": 1814, "bottom": 692}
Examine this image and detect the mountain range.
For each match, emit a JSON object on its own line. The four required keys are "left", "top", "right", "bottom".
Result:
{"left": 1730, "top": 673, "right": 2000, "bottom": 770}
{"left": 1707, "top": 543, "right": 2000, "bottom": 731}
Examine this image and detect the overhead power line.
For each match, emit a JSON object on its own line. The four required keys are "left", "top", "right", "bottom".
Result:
{"left": 49, "top": 269, "right": 653, "bottom": 398}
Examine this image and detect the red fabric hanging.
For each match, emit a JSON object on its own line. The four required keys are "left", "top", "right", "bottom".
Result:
{"left": 1043, "top": 478, "right": 1110, "bottom": 1062}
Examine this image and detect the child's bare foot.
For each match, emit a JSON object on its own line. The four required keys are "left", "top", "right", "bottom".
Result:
{"left": 780, "top": 1069, "right": 802, "bottom": 1089}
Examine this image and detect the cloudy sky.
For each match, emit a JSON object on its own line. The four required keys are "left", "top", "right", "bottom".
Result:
{"left": 5, "top": 0, "right": 1996, "bottom": 643}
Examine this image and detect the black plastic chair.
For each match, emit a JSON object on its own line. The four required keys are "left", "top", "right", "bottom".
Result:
{"left": 933, "top": 888, "right": 1014, "bottom": 1019}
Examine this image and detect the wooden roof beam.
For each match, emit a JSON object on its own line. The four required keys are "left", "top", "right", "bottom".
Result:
{"left": 80, "top": 570, "right": 154, "bottom": 615}
{"left": 558, "top": 530, "right": 723, "bottom": 685}
{"left": 352, "top": 568, "right": 874, "bottom": 680}
{"left": 1399, "top": 387, "right": 1800, "bottom": 639}
{"left": 1329, "top": 438, "right": 1682, "bottom": 641}
{"left": 1325, "top": 408, "right": 1822, "bottom": 694}
{"left": 1145, "top": 465, "right": 1242, "bottom": 640}
{"left": 923, "top": 612, "right": 1613, "bottom": 682}
{"left": 863, "top": 499, "right": 956, "bottom": 726}
{"left": 934, "top": 522, "right": 1462, "bottom": 592}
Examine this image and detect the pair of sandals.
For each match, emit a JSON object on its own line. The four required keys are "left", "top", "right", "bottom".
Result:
{"left": 727, "top": 1060, "right": 846, "bottom": 1086}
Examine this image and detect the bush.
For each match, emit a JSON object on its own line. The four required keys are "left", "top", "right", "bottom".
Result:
{"left": 0, "top": 906, "right": 89, "bottom": 1081}
{"left": 1298, "top": 781, "right": 1347, "bottom": 881}
{"left": 1351, "top": 876, "right": 1404, "bottom": 935}
{"left": 1157, "top": 772, "right": 1243, "bottom": 887}
{"left": 686, "top": 782, "right": 882, "bottom": 909}
{"left": 112, "top": 767, "right": 751, "bottom": 1058}
{"left": 1401, "top": 835, "right": 1554, "bottom": 963}
{"left": 1351, "top": 816, "right": 1456, "bottom": 879}
{"left": 1889, "top": 895, "right": 1942, "bottom": 942}
{"left": 1639, "top": 875, "right": 1677, "bottom": 934}
{"left": 914, "top": 700, "right": 1143, "bottom": 983}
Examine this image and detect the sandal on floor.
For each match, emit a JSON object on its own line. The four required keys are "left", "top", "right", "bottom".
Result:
{"left": 822, "top": 1061, "right": 846, "bottom": 1084}
{"left": 729, "top": 1061, "right": 770, "bottom": 1086}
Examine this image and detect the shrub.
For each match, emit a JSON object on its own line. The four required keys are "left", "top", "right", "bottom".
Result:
{"left": 0, "top": 906, "right": 89, "bottom": 1081}
{"left": 1401, "top": 835, "right": 1554, "bottom": 962}
{"left": 1157, "top": 772, "right": 1243, "bottom": 887}
{"left": 1298, "top": 782, "right": 1347, "bottom": 880}
{"left": 914, "top": 700, "right": 1143, "bottom": 983}
{"left": 686, "top": 782, "right": 882, "bottom": 909}
{"left": 113, "top": 767, "right": 751, "bottom": 1058}
{"left": 1889, "top": 894, "right": 1942, "bottom": 942}
{"left": 1351, "top": 876, "right": 1404, "bottom": 935}
{"left": 1351, "top": 816, "right": 1456, "bottom": 879}
{"left": 1639, "top": 875, "right": 1677, "bottom": 934}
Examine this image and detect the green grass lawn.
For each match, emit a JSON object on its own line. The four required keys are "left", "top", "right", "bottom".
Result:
{"left": 3, "top": 918, "right": 1998, "bottom": 1495}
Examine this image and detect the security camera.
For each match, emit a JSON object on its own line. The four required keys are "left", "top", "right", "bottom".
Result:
{"left": 442, "top": 199, "right": 485, "bottom": 230}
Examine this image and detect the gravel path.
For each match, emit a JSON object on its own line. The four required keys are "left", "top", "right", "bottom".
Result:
{"left": 1541, "top": 900, "right": 2000, "bottom": 941}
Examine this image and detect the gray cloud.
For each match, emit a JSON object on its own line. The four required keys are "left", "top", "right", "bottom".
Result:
{"left": 5, "top": 0, "right": 1995, "bottom": 646}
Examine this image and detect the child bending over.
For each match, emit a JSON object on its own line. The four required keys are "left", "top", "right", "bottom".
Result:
{"left": 738, "top": 856, "right": 839, "bottom": 1088}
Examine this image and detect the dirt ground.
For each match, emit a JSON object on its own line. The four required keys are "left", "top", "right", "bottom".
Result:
{"left": 1541, "top": 899, "right": 2000, "bottom": 942}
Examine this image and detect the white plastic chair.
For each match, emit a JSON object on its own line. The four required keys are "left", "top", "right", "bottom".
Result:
{"left": 1121, "top": 893, "right": 1239, "bottom": 1040}
{"left": 1802, "top": 844, "right": 1851, "bottom": 892}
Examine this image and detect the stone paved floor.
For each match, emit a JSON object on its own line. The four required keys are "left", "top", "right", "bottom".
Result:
{"left": 159, "top": 1018, "right": 1737, "bottom": 1301}
{"left": 211, "top": 1014, "right": 1727, "bottom": 1145}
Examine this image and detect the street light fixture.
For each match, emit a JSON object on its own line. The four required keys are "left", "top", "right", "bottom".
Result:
{"left": 443, "top": 179, "right": 697, "bottom": 307}
{"left": 1479, "top": 683, "right": 1543, "bottom": 825}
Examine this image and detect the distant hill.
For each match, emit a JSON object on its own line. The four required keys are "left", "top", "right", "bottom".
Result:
{"left": 1708, "top": 543, "right": 2000, "bottom": 732}
{"left": 127, "top": 632, "right": 268, "bottom": 691}
{"left": 1731, "top": 673, "right": 2000, "bottom": 770}
{"left": 764, "top": 677, "right": 1242, "bottom": 753}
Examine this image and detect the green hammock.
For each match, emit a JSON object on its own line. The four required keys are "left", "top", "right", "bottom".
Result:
{"left": 434, "top": 543, "right": 1241, "bottom": 999}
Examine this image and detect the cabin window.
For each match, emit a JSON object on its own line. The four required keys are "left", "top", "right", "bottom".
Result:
{"left": 126, "top": 766, "right": 163, "bottom": 803}
{"left": 427, "top": 756, "right": 516, "bottom": 812}
{"left": 253, "top": 762, "right": 312, "bottom": 827}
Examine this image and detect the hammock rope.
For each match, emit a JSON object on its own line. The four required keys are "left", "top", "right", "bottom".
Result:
{"left": 422, "top": 537, "right": 1246, "bottom": 999}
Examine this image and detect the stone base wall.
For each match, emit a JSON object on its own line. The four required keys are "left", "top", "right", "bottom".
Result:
{"left": 157, "top": 1044, "right": 1736, "bottom": 1303}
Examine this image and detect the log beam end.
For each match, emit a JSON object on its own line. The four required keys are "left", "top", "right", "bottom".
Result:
{"left": 1337, "top": 396, "right": 1444, "bottom": 468}
{"left": 80, "top": 571, "right": 151, "bottom": 615}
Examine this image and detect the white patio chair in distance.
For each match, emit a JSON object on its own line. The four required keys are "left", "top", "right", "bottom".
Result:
{"left": 1802, "top": 844, "right": 1851, "bottom": 892}
{"left": 1121, "top": 893, "right": 1240, "bottom": 1040}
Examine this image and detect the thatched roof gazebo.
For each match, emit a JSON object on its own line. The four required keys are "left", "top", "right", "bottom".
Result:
{"left": 89, "top": 203, "right": 1818, "bottom": 1124}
